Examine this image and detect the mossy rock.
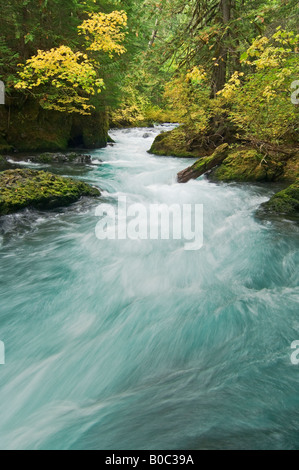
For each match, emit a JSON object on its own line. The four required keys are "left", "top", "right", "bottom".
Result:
{"left": 260, "top": 179, "right": 299, "bottom": 216}
{"left": 209, "top": 148, "right": 286, "bottom": 182}
{"left": 9, "top": 152, "right": 92, "bottom": 165}
{"left": 0, "top": 103, "right": 72, "bottom": 152}
{"left": 0, "top": 169, "right": 100, "bottom": 216}
{"left": 0, "top": 101, "right": 109, "bottom": 152}
{"left": 279, "top": 154, "right": 299, "bottom": 182}
{"left": 149, "top": 127, "right": 206, "bottom": 158}
{"left": 70, "top": 110, "right": 109, "bottom": 149}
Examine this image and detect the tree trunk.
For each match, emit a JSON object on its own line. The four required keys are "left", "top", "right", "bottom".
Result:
{"left": 21, "top": 5, "right": 30, "bottom": 61}
{"left": 148, "top": 18, "right": 160, "bottom": 48}
{"left": 210, "top": 0, "right": 231, "bottom": 98}
{"left": 148, "top": 2, "right": 163, "bottom": 48}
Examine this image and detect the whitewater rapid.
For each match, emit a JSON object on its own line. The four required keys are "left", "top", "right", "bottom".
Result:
{"left": 0, "top": 125, "right": 298, "bottom": 450}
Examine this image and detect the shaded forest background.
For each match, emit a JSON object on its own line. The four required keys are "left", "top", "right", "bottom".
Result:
{"left": 0, "top": 0, "right": 298, "bottom": 153}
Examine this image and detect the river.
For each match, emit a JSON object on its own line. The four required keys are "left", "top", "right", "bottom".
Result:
{"left": 0, "top": 125, "right": 298, "bottom": 450}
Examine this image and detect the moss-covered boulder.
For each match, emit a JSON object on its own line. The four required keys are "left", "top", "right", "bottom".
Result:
{"left": 149, "top": 118, "right": 238, "bottom": 158}
{"left": 0, "top": 102, "right": 72, "bottom": 152}
{"left": 279, "top": 154, "right": 299, "bottom": 182}
{"left": 259, "top": 179, "right": 299, "bottom": 216}
{"left": 149, "top": 127, "right": 211, "bottom": 158}
{"left": 0, "top": 169, "right": 100, "bottom": 216}
{"left": 177, "top": 144, "right": 230, "bottom": 183}
{"left": 0, "top": 136, "right": 13, "bottom": 153}
{"left": 209, "top": 147, "right": 288, "bottom": 182}
{"left": 69, "top": 110, "right": 109, "bottom": 149}
{"left": 0, "top": 100, "right": 109, "bottom": 152}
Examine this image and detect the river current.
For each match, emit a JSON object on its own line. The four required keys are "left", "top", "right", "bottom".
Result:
{"left": 0, "top": 125, "right": 298, "bottom": 450}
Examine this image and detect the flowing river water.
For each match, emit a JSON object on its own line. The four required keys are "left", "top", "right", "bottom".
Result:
{"left": 0, "top": 125, "right": 298, "bottom": 450}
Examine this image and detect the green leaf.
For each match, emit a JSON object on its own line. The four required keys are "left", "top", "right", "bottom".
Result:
{"left": 240, "top": 52, "right": 248, "bottom": 62}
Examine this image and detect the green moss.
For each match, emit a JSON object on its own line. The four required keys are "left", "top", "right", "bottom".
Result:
{"left": 71, "top": 110, "right": 109, "bottom": 149}
{"left": 149, "top": 127, "right": 204, "bottom": 158}
{"left": 193, "top": 155, "right": 214, "bottom": 171}
{"left": 210, "top": 148, "right": 286, "bottom": 182}
{"left": 32, "top": 154, "right": 54, "bottom": 164}
{"left": 1, "top": 103, "right": 72, "bottom": 152}
{"left": 0, "top": 169, "right": 100, "bottom": 216}
{"left": 261, "top": 179, "right": 299, "bottom": 216}
{"left": 0, "top": 102, "right": 109, "bottom": 152}
{"left": 280, "top": 154, "right": 299, "bottom": 182}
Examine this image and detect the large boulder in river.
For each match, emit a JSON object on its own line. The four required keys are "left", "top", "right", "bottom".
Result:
{"left": 259, "top": 179, "right": 299, "bottom": 217}
{"left": 209, "top": 147, "right": 290, "bottom": 182}
{"left": 149, "top": 127, "right": 211, "bottom": 158}
{"left": 0, "top": 169, "right": 100, "bottom": 216}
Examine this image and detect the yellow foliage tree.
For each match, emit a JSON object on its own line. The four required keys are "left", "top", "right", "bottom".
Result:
{"left": 78, "top": 10, "right": 127, "bottom": 57}
{"left": 15, "top": 46, "right": 104, "bottom": 115}
{"left": 217, "top": 29, "right": 299, "bottom": 142}
{"left": 15, "top": 11, "right": 127, "bottom": 115}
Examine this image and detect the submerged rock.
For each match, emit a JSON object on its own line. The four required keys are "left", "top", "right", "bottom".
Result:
{"left": 0, "top": 169, "right": 100, "bottom": 216}
{"left": 8, "top": 152, "right": 92, "bottom": 165}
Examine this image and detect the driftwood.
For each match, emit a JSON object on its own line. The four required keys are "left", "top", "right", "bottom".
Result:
{"left": 177, "top": 144, "right": 229, "bottom": 183}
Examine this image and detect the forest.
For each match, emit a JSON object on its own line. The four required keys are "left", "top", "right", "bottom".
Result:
{"left": 0, "top": 1, "right": 297, "bottom": 138}
{"left": 0, "top": 0, "right": 299, "bottom": 215}
{"left": 0, "top": 0, "right": 298, "bottom": 215}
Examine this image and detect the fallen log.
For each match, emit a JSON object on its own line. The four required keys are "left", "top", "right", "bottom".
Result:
{"left": 177, "top": 143, "right": 230, "bottom": 183}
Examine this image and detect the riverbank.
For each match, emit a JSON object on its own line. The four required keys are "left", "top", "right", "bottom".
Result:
{"left": 0, "top": 101, "right": 110, "bottom": 153}
{"left": 150, "top": 126, "right": 299, "bottom": 218}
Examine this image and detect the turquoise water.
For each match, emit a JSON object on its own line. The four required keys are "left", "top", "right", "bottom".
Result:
{"left": 0, "top": 126, "right": 298, "bottom": 450}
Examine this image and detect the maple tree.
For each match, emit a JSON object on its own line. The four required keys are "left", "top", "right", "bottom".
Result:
{"left": 14, "top": 10, "right": 128, "bottom": 115}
